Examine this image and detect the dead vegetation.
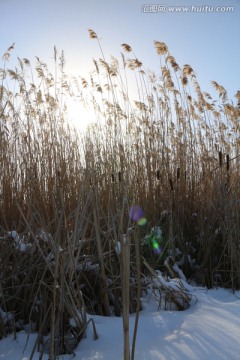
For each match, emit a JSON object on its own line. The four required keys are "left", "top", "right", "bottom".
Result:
{"left": 0, "top": 32, "right": 239, "bottom": 357}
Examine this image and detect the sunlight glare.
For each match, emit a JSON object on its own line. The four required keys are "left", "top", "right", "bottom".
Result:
{"left": 66, "top": 98, "right": 97, "bottom": 133}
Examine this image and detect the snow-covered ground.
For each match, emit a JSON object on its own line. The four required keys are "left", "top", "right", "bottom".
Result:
{"left": 1, "top": 287, "right": 240, "bottom": 360}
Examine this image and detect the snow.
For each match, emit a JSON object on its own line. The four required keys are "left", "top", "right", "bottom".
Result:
{"left": 1, "top": 287, "right": 240, "bottom": 360}
{"left": 8, "top": 231, "right": 32, "bottom": 253}
{"left": 0, "top": 309, "right": 13, "bottom": 325}
{"left": 172, "top": 263, "right": 187, "bottom": 282}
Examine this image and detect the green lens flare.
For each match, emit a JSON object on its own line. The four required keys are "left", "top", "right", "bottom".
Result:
{"left": 152, "top": 240, "right": 159, "bottom": 249}
{"left": 137, "top": 217, "right": 147, "bottom": 226}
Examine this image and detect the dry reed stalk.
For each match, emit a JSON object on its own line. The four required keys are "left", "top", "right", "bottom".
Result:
{"left": 92, "top": 188, "right": 111, "bottom": 316}
{"left": 131, "top": 226, "right": 142, "bottom": 360}
{"left": 0, "top": 34, "right": 240, "bottom": 357}
{"left": 121, "top": 232, "right": 130, "bottom": 360}
{"left": 0, "top": 199, "right": 90, "bottom": 355}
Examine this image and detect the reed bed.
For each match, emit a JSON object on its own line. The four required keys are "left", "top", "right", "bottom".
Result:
{"left": 0, "top": 32, "right": 239, "bottom": 357}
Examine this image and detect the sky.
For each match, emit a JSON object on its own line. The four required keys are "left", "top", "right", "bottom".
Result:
{"left": 1, "top": 0, "right": 239, "bottom": 130}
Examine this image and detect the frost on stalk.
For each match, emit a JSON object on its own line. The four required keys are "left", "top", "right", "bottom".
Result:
{"left": 115, "top": 241, "right": 121, "bottom": 255}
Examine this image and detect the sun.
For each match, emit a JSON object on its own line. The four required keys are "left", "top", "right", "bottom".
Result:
{"left": 66, "top": 98, "right": 97, "bottom": 133}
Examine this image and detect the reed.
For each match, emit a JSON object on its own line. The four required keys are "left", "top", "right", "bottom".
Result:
{"left": 0, "top": 33, "right": 239, "bottom": 357}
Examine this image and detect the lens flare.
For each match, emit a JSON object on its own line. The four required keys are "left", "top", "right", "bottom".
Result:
{"left": 129, "top": 205, "right": 147, "bottom": 226}
{"left": 152, "top": 238, "right": 162, "bottom": 255}
{"left": 144, "top": 227, "right": 163, "bottom": 256}
{"left": 137, "top": 217, "right": 147, "bottom": 226}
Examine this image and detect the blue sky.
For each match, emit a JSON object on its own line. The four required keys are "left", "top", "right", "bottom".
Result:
{"left": 1, "top": 0, "right": 239, "bottom": 127}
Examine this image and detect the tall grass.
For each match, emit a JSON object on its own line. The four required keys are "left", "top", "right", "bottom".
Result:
{"left": 0, "top": 32, "right": 239, "bottom": 356}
